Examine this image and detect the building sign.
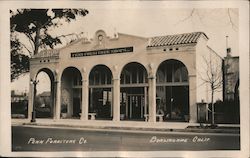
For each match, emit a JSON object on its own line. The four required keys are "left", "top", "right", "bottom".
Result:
{"left": 71, "top": 47, "right": 133, "bottom": 58}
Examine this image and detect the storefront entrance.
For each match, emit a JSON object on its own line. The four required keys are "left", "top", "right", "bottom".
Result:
{"left": 127, "top": 94, "right": 144, "bottom": 119}
{"left": 120, "top": 87, "right": 147, "bottom": 121}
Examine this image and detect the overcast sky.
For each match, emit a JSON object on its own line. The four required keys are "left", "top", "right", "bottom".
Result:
{"left": 11, "top": 2, "right": 239, "bottom": 94}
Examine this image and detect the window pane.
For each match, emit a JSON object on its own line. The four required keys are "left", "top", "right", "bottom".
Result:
{"left": 157, "top": 69, "right": 165, "bottom": 83}
{"left": 174, "top": 65, "right": 181, "bottom": 82}
{"left": 125, "top": 72, "right": 131, "bottom": 84}
{"left": 132, "top": 69, "right": 137, "bottom": 83}
{"left": 139, "top": 71, "right": 143, "bottom": 83}
{"left": 167, "top": 64, "right": 172, "bottom": 82}
{"left": 73, "top": 76, "right": 78, "bottom": 86}
{"left": 121, "top": 73, "right": 125, "bottom": 84}
{"left": 89, "top": 74, "right": 94, "bottom": 85}
{"left": 181, "top": 67, "right": 188, "bottom": 82}
{"left": 101, "top": 72, "right": 105, "bottom": 85}
{"left": 95, "top": 72, "right": 100, "bottom": 85}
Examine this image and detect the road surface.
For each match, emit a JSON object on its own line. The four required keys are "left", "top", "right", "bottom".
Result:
{"left": 12, "top": 125, "right": 240, "bottom": 151}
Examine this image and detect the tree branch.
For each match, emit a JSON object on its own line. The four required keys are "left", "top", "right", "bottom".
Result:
{"left": 19, "top": 42, "right": 32, "bottom": 56}
{"left": 175, "top": 9, "right": 195, "bottom": 25}
{"left": 227, "top": 9, "right": 237, "bottom": 31}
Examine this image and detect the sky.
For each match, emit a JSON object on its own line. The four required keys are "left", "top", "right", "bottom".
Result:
{"left": 11, "top": 3, "right": 239, "bottom": 94}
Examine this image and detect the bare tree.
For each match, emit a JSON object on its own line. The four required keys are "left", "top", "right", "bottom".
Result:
{"left": 199, "top": 52, "right": 223, "bottom": 125}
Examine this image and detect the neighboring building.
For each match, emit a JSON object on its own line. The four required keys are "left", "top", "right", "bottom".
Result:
{"left": 11, "top": 90, "right": 28, "bottom": 103}
{"left": 37, "top": 91, "right": 51, "bottom": 107}
{"left": 223, "top": 48, "right": 239, "bottom": 102}
{"left": 11, "top": 90, "right": 28, "bottom": 118}
{"left": 220, "top": 48, "right": 240, "bottom": 124}
{"left": 28, "top": 30, "right": 223, "bottom": 124}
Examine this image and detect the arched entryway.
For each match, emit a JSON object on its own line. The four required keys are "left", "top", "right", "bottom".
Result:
{"left": 89, "top": 65, "right": 113, "bottom": 120}
{"left": 61, "top": 67, "right": 82, "bottom": 119}
{"left": 156, "top": 59, "right": 189, "bottom": 122}
{"left": 120, "top": 62, "right": 148, "bottom": 121}
{"left": 34, "top": 68, "right": 55, "bottom": 118}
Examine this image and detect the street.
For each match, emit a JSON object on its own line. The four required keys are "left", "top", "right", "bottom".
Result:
{"left": 12, "top": 125, "right": 240, "bottom": 151}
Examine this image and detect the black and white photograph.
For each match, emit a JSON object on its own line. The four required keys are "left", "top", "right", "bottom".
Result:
{"left": 0, "top": 1, "right": 249, "bottom": 157}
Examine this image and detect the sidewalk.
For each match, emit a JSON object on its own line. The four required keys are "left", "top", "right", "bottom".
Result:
{"left": 11, "top": 118, "right": 240, "bottom": 134}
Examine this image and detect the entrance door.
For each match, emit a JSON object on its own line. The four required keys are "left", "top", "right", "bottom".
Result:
{"left": 73, "top": 98, "right": 81, "bottom": 117}
{"left": 128, "top": 95, "right": 143, "bottom": 119}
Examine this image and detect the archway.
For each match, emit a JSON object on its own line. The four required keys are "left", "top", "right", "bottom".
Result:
{"left": 156, "top": 59, "right": 189, "bottom": 122}
{"left": 34, "top": 68, "right": 55, "bottom": 118}
{"left": 120, "top": 62, "right": 148, "bottom": 121}
{"left": 61, "top": 67, "right": 82, "bottom": 119}
{"left": 89, "top": 65, "right": 113, "bottom": 120}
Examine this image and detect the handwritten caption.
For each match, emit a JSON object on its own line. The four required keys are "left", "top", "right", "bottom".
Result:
{"left": 27, "top": 137, "right": 87, "bottom": 145}
{"left": 149, "top": 136, "right": 210, "bottom": 143}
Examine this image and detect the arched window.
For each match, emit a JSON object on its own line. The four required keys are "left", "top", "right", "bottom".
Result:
{"left": 156, "top": 59, "right": 189, "bottom": 122}
{"left": 156, "top": 60, "right": 188, "bottom": 83}
{"left": 120, "top": 62, "right": 148, "bottom": 120}
{"left": 89, "top": 65, "right": 113, "bottom": 120}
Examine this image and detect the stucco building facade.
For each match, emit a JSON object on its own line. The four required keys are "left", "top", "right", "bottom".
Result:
{"left": 28, "top": 30, "right": 222, "bottom": 124}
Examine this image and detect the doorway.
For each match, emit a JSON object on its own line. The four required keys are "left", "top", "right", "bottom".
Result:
{"left": 127, "top": 95, "right": 144, "bottom": 119}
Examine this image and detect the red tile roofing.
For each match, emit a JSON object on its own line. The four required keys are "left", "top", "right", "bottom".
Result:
{"left": 148, "top": 32, "right": 208, "bottom": 47}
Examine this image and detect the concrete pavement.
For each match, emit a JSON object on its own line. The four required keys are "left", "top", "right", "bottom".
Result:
{"left": 11, "top": 118, "right": 240, "bottom": 134}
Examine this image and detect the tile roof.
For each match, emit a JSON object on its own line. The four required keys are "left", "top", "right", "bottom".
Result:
{"left": 33, "top": 49, "right": 59, "bottom": 58}
{"left": 147, "top": 32, "right": 208, "bottom": 47}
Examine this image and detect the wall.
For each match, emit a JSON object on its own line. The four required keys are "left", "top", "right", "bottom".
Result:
{"left": 223, "top": 56, "right": 239, "bottom": 101}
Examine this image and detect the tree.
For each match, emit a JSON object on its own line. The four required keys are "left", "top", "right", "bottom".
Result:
{"left": 10, "top": 33, "right": 30, "bottom": 81}
{"left": 200, "top": 51, "right": 223, "bottom": 125}
{"left": 10, "top": 9, "right": 89, "bottom": 81}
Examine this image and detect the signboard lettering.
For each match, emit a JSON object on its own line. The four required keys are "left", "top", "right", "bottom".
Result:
{"left": 71, "top": 47, "right": 133, "bottom": 58}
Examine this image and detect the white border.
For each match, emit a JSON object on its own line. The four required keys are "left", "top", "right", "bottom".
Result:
{"left": 0, "top": 1, "right": 249, "bottom": 157}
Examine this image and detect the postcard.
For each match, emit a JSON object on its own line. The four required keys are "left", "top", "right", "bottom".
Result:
{"left": 0, "top": 1, "right": 249, "bottom": 157}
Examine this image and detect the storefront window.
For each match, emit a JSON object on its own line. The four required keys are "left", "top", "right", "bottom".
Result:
{"left": 89, "top": 65, "right": 112, "bottom": 86}
{"left": 156, "top": 59, "right": 189, "bottom": 122}
{"left": 120, "top": 62, "right": 148, "bottom": 121}
{"left": 89, "top": 65, "right": 113, "bottom": 120}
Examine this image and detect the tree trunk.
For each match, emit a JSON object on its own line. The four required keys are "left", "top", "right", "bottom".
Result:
{"left": 34, "top": 27, "right": 41, "bottom": 55}
{"left": 211, "top": 88, "right": 214, "bottom": 125}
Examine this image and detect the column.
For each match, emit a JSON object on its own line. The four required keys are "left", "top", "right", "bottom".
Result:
{"left": 55, "top": 80, "right": 61, "bottom": 120}
{"left": 28, "top": 82, "right": 34, "bottom": 120}
{"left": 148, "top": 75, "right": 156, "bottom": 122}
{"left": 112, "top": 78, "right": 120, "bottom": 121}
{"left": 81, "top": 79, "right": 89, "bottom": 120}
{"left": 189, "top": 75, "right": 197, "bottom": 123}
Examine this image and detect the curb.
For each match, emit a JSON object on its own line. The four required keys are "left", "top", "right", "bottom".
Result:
{"left": 17, "top": 122, "right": 240, "bottom": 134}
